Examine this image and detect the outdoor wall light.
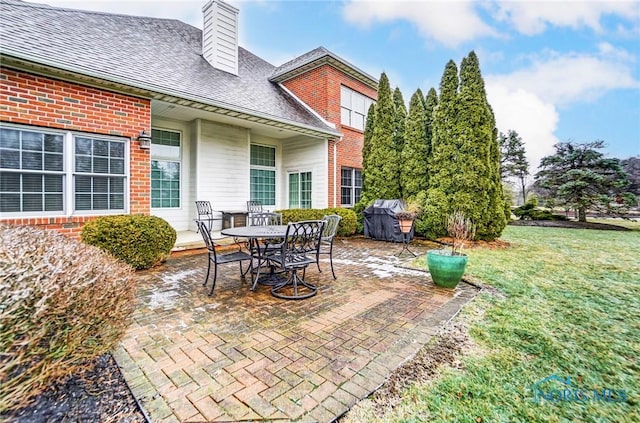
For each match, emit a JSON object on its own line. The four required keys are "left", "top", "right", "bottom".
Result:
{"left": 137, "top": 130, "right": 152, "bottom": 149}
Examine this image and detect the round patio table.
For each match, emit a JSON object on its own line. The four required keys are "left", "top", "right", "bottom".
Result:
{"left": 221, "top": 225, "right": 288, "bottom": 289}
{"left": 221, "top": 225, "right": 287, "bottom": 239}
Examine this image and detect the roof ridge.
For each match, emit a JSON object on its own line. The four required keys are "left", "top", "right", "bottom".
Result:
{"left": 2, "top": 0, "right": 185, "bottom": 24}
{"left": 270, "top": 45, "right": 378, "bottom": 89}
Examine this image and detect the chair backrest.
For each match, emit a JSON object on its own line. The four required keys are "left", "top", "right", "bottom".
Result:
{"left": 246, "top": 200, "right": 263, "bottom": 213}
{"left": 249, "top": 211, "right": 282, "bottom": 226}
{"left": 195, "top": 219, "right": 218, "bottom": 260}
{"left": 321, "top": 214, "right": 342, "bottom": 239}
{"left": 195, "top": 201, "right": 216, "bottom": 232}
{"left": 282, "top": 220, "right": 325, "bottom": 258}
{"left": 196, "top": 200, "right": 213, "bottom": 218}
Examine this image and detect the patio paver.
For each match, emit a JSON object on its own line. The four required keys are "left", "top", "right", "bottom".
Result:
{"left": 113, "top": 237, "right": 478, "bottom": 422}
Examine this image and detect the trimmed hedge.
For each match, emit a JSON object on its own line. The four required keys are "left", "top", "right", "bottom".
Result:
{"left": 513, "top": 203, "right": 569, "bottom": 221}
{"left": 276, "top": 208, "right": 357, "bottom": 237}
{"left": 81, "top": 215, "right": 176, "bottom": 270}
{"left": 0, "top": 224, "right": 135, "bottom": 413}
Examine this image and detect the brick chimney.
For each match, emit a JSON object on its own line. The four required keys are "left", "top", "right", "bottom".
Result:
{"left": 202, "top": 0, "right": 239, "bottom": 75}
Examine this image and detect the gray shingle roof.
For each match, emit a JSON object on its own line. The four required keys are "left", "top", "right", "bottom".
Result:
{"left": 0, "top": 0, "right": 339, "bottom": 136}
{"left": 271, "top": 46, "right": 378, "bottom": 89}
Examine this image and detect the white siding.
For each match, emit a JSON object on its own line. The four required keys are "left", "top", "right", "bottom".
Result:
{"left": 282, "top": 137, "right": 328, "bottom": 209}
{"left": 153, "top": 115, "right": 328, "bottom": 232}
{"left": 196, "top": 120, "right": 250, "bottom": 214}
{"left": 202, "top": 0, "right": 238, "bottom": 75}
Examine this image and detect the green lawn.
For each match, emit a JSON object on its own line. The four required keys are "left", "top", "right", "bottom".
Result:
{"left": 350, "top": 222, "right": 640, "bottom": 422}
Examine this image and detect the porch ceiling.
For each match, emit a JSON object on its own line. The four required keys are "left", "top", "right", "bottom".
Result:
{"left": 152, "top": 101, "right": 326, "bottom": 141}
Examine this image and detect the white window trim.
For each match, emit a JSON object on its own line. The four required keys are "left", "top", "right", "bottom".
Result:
{"left": 340, "top": 85, "right": 375, "bottom": 132}
{"left": 250, "top": 143, "right": 277, "bottom": 207}
{"left": 340, "top": 166, "right": 362, "bottom": 207}
{"left": 150, "top": 128, "right": 182, "bottom": 210}
{"left": 287, "top": 169, "right": 313, "bottom": 209}
{"left": 0, "top": 122, "right": 129, "bottom": 218}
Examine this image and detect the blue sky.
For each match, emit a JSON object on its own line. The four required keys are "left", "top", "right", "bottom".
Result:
{"left": 36, "top": 0, "right": 640, "bottom": 170}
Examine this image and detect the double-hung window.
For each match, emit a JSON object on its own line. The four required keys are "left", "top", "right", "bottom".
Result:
{"left": 151, "top": 129, "right": 181, "bottom": 208}
{"left": 340, "top": 86, "right": 375, "bottom": 131}
{"left": 289, "top": 171, "right": 312, "bottom": 209}
{"left": 0, "top": 124, "right": 127, "bottom": 215}
{"left": 250, "top": 144, "right": 276, "bottom": 206}
{"left": 74, "top": 136, "right": 126, "bottom": 211}
{"left": 0, "top": 127, "right": 64, "bottom": 213}
{"left": 341, "top": 167, "right": 362, "bottom": 207}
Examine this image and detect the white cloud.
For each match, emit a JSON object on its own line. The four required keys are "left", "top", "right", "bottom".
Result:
{"left": 485, "top": 44, "right": 639, "bottom": 169}
{"left": 341, "top": 0, "right": 639, "bottom": 47}
{"left": 493, "top": 0, "right": 640, "bottom": 35}
{"left": 487, "top": 49, "right": 639, "bottom": 106}
{"left": 342, "top": 0, "right": 498, "bottom": 48}
{"left": 486, "top": 83, "right": 559, "bottom": 171}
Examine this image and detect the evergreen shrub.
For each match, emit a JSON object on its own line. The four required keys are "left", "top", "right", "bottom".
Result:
{"left": 277, "top": 208, "right": 356, "bottom": 237}
{"left": 0, "top": 224, "right": 135, "bottom": 413}
{"left": 513, "top": 202, "right": 568, "bottom": 221}
{"left": 81, "top": 215, "right": 176, "bottom": 270}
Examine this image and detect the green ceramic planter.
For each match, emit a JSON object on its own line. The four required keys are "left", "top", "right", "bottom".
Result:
{"left": 426, "top": 250, "right": 468, "bottom": 288}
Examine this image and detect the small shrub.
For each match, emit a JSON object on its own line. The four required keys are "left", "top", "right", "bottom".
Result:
{"left": 513, "top": 203, "right": 568, "bottom": 221}
{"left": 276, "top": 208, "right": 357, "bottom": 237}
{"left": 446, "top": 210, "right": 477, "bottom": 254}
{"left": 81, "top": 215, "right": 176, "bottom": 270}
{"left": 0, "top": 224, "right": 135, "bottom": 414}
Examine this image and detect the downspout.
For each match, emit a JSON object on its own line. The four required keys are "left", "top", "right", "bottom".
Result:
{"left": 333, "top": 135, "right": 343, "bottom": 208}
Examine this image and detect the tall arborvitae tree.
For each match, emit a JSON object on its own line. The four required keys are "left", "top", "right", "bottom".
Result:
{"left": 457, "top": 51, "right": 506, "bottom": 239}
{"left": 422, "top": 60, "right": 460, "bottom": 239}
{"left": 360, "top": 103, "right": 376, "bottom": 195}
{"left": 424, "top": 52, "right": 507, "bottom": 240}
{"left": 360, "top": 72, "right": 401, "bottom": 204}
{"left": 424, "top": 87, "right": 438, "bottom": 169}
{"left": 400, "top": 89, "right": 428, "bottom": 200}
{"left": 393, "top": 87, "right": 407, "bottom": 197}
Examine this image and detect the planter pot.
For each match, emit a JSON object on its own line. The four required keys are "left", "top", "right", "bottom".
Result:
{"left": 399, "top": 219, "right": 413, "bottom": 233}
{"left": 426, "top": 250, "right": 468, "bottom": 288}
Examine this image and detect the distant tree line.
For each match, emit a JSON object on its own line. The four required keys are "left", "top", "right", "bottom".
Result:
{"left": 533, "top": 141, "right": 637, "bottom": 221}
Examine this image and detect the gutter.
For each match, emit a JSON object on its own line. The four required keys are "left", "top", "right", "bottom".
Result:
{"left": 0, "top": 50, "right": 342, "bottom": 140}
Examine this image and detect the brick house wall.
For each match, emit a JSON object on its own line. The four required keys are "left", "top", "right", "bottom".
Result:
{"left": 282, "top": 64, "right": 377, "bottom": 207}
{"left": 0, "top": 67, "right": 151, "bottom": 237}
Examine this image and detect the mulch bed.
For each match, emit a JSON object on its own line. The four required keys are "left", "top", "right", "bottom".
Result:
{"left": 1, "top": 354, "right": 146, "bottom": 423}
{"left": 508, "top": 219, "right": 632, "bottom": 231}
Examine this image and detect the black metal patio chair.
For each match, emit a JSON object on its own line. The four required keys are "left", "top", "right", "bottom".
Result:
{"left": 269, "top": 220, "right": 325, "bottom": 300}
{"left": 247, "top": 212, "right": 284, "bottom": 286}
{"left": 196, "top": 219, "right": 253, "bottom": 296}
{"left": 246, "top": 200, "right": 263, "bottom": 220}
{"left": 247, "top": 211, "right": 281, "bottom": 226}
{"left": 317, "top": 214, "right": 342, "bottom": 279}
{"left": 195, "top": 200, "right": 221, "bottom": 233}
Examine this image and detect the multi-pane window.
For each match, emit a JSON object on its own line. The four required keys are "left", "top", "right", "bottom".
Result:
{"left": 75, "top": 137, "right": 126, "bottom": 211}
{"left": 340, "top": 86, "right": 375, "bottom": 131}
{"left": 341, "top": 167, "right": 362, "bottom": 207}
{"left": 289, "top": 171, "right": 312, "bottom": 209}
{"left": 151, "top": 129, "right": 181, "bottom": 208}
{"left": 250, "top": 144, "right": 276, "bottom": 206}
{"left": 0, "top": 127, "right": 64, "bottom": 213}
{"left": 1, "top": 125, "right": 127, "bottom": 215}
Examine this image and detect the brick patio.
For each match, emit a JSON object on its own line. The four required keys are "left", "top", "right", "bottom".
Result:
{"left": 113, "top": 237, "right": 478, "bottom": 422}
